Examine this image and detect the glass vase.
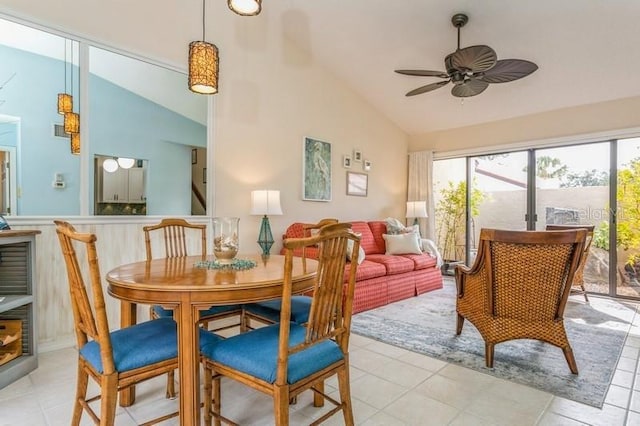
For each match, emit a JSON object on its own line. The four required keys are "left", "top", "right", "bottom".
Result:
{"left": 213, "top": 217, "right": 239, "bottom": 263}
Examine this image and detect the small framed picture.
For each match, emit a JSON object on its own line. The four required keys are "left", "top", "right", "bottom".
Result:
{"left": 363, "top": 160, "right": 372, "bottom": 171}
{"left": 353, "top": 149, "right": 363, "bottom": 162}
{"left": 346, "top": 171, "right": 368, "bottom": 197}
{"left": 343, "top": 155, "right": 352, "bottom": 168}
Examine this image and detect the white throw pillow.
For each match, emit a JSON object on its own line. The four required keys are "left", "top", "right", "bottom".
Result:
{"left": 346, "top": 237, "right": 365, "bottom": 264}
{"left": 383, "top": 233, "right": 422, "bottom": 255}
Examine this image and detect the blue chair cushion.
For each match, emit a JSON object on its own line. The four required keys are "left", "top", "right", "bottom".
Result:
{"left": 80, "top": 317, "right": 222, "bottom": 374}
{"left": 152, "top": 304, "right": 242, "bottom": 319}
{"left": 244, "top": 296, "right": 312, "bottom": 324}
{"left": 200, "top": 322, "right": 343, "bottom": 384}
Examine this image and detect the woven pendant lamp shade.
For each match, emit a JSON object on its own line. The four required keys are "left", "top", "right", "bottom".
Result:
{"left": 57, "top": 93, "right": 73, "bottom": 114}
{"left": 64, "top": 112, "right": 79, "bottom": 134}
{"left": 188, "top": 41, "right": 219, "bottom": 94}
{"left": 70, "top": 133, "right": 80, "bottom": 155}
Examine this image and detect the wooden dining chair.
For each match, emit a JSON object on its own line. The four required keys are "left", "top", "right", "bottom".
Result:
{"left": 546, "top": 224, "right": 595, "bottom": 302}
{"left": 144, "top": 218, "right": 243, "bottom": 330}
{"left": 54, "top": 220, "right": 221, "bottom": 425}
{"left": 455, "top": 228, "right": 586, "bottom": 373}
{"left": 242, "top": 218, "right": 339, "bottom": 329}
{"left": 201, "top": 222, "right": 361, "bottom": 425}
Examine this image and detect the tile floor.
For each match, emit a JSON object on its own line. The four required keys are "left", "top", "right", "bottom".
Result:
{"left": 2, "top": 302, "right": 640, "bottom": 425}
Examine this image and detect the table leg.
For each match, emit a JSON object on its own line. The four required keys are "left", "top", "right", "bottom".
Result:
{"left": 175, "top": 301, "right": 201, "bottom": 426}
{"left": 119, "top": 300, "right": 137, "bottom": 406}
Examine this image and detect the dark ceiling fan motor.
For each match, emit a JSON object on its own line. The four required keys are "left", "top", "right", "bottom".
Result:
{"left": 395, "top": 13, "right": 538, "bottom": 98}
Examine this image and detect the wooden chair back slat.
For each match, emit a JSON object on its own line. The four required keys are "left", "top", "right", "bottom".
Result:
{"left": 280, "top": 223, "right": 360, "bottom": 362}
{"left": 54, "top": 220, "right": 116, "bottom": 375}
{"left": 144, "top": 218, "right": 206, "bottom": 261}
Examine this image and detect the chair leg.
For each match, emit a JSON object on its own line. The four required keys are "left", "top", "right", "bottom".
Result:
{"left": 213, "top": 375, "right": 221, "bottom": 426}
{"left": 273, "top": 384, "right": 290, "bottom": 426}
{"left": 563, "top": 346, "right": 579, "bottom": 374}
{"left": 485, "top": 342, "right": 495, "bottom": 368}
{"left": 72, "top": 364, "right": 89, "bottom": 426}
{"left": 203, "top": 365, "right": 212, "bottom": 426}
{"left": 337, "top": 367, "right": 355, "bottom": 426}
{"left": 581, "top": 284, "right": 589, "bottom": 302}
{"left": 99, "top": 373, "right": 118, "bottom": 426}
{"left": 312, "top": 381, "right": 324, "bottom": 407}
{"left": 166, "top": 370, "right": 176, "bottom": 399}
{"left": 456, "top": 313, "right": 465, "bottom": 335}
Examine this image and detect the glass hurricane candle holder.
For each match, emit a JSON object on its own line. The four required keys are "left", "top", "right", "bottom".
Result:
{"left": 213, "top": 217, "right": 239, "bottom": 263}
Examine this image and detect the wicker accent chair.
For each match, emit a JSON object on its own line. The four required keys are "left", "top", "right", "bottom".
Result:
{"left": 201, "top": 222, "right": 361, "bottom": 425}
{"left": 54, "top": 220, "right": 221, "bottom": 425}
{"left": 546, "top": 224, "right": 595, "bottom": 302}
{"left": 455, "top": 228, "right": 587, "bottom": 374}
{"left": 242, "top": 218, "right": 339, "bottom": 328}
{"left": 144, "top": 218, "right": 243, "bottom": 329}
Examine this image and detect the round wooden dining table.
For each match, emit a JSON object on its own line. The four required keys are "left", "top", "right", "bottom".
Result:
{"left": 106, "top": 253, "right": 318, "bottom": 426}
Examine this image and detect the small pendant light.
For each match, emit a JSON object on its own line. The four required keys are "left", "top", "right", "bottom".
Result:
{"left": 228, "top": 0, "right": 262, "bottom": 16}
{"left": 188, "top": 0, "right": 219, "bottom": 94}
{"left": 57, "top": 39, "right": 73, "bottom": 114}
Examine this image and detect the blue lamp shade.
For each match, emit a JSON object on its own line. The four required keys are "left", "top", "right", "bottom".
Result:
{"left": 250, "top": 190, "right": 283, "bottom": 256}
{"left": 406, "top": 201, "right": 428, "bottom": 226}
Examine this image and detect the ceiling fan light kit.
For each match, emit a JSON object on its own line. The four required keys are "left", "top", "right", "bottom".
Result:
{"left": 395, "top": 13, "right": 538, "bottom": 98}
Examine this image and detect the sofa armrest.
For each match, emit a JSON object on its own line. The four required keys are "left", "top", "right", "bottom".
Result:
{"left": 420, "top": 238, "right": 443, "bottom": 268}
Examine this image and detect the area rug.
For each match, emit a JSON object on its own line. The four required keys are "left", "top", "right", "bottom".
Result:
{"left": 351, "top": 278, "right": 634, "bottom": 408}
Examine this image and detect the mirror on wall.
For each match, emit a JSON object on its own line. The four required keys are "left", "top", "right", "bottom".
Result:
{"left": 94, "top": 155, "right": 148, "bottom": 215}
{"left": 0, "top": 16, "right": 208, "bottom": 216}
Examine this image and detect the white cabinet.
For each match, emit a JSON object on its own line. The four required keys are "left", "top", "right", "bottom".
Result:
{"left": 100, "top": 167, "right": 145, "bottom": 203}
{"left": 0, "top": 230, "right": 39, "bottom": 389}
{"left": 127, "top": 168, "right": 146, "bottom": 202}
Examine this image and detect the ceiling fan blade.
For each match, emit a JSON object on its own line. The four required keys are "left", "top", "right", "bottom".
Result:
{"left": 395, "top": 69, "right": 449, "bottom": 78}
{"left": 451, "top": 79, "right": 489, "bottom": 98}
{"left": 479, "top": 59, "right": 538, "bottom": 83}
{"left": 449, "top": 45, "right": 497, "bottom": 72}
{"left": 406, "top": 80, "right": 450, "bottom": 96}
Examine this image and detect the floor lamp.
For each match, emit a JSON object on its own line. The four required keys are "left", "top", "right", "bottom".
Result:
{"left": 250, "top": 190, "right": 283, "bottom": 256}
{"left": 406, "top": 201, "right": 428, "bottom": 226}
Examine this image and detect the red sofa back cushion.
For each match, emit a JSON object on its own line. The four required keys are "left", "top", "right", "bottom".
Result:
{"left": 350, "top": 221, "right": 384, "bottom": 255}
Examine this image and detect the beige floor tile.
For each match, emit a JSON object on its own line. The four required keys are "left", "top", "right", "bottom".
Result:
{"left": 630, "top": 390, "right": 640, "bottom": 412}
{"left": 0, "top": 392, "right": 49, "bottom": 425}
{"left": 350, "top": 333, "right": 376, "bottom": 348}
{"left": 537, "top": 411, "right": 589, "bottom": 425}
{"left": 396, "top": 350, "right": 448, "bottom": 372}
{"left": 549, "top": 397, "right": 627, "bottom": 426}
{"left": 613, "top": 369, "right": 635, "bottom": 388}
{"left": 617, "top": 356, "right": 638, "bottom": 373}
{"left": 622, "top": 346, "right": 640, "bottom": 360}
{"left": 464, "top": 391, "right": 546, "bottom": 425}
{"left": 437, "top": 363, "right": 498, "bottom": 388}
{"left": 606, "top": 384, "right": 632, "bottom": 408}
{"left": 382, "top": 392, "right": 460, "bottom": 425}
{"left": 348, "top": 374, "right": 408, "bottom": 409}
{"left": 413, "top": 374, "right": 484, "bottom": 410}
{"left": 0, "top": 375, "right": 34, "bottom": 402}
{"left": 365, "top": 340, "right": 412, "bottom": 358}
{"left": 627, "top": 410, "right": 640, "bottom": 425}
{"left": 361, "top": 410, "right": 407, "bottom": 425}
{"left": 449, "top": 411, "right": 502, "bottom": 426}
{"left": 626, "top": 336, "right": 640, "bottom": 348}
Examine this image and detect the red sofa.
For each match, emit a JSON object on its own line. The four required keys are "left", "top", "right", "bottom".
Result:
{"left": 281, "top": 220, "right": 443, "bottom": 314}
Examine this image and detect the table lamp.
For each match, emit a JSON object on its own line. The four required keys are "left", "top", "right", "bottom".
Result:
{"left": 250, "top": 190, "right": 283, "bottom": 256}
{"left": 406, "top": 201, "right": 428, "bottom": 226}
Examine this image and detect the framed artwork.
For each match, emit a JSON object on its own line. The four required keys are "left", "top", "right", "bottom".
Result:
{"left": 303, "top": 137, "right": 332, "bottom": 202}
{"left": 363, "top": 159, "right": 372, "bottom": 171}
{"left": 346, "top": 171, "right": 368, "bottom": 197}
{"left": 353, "top": 149, "right": 363, "bottom": 162}
{"left": 343, "top": 155, "right": 352, "bottom": 168}
{"left": 192, "top": 148, "right": 197, "bottom": 165}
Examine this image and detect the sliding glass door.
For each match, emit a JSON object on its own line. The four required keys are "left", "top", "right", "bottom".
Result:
{"left": 433, "top": 137, "right": 640, "bottom": 300}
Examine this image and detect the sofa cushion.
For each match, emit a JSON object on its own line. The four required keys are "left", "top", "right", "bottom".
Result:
{"left": 383, "top": 233, "right": 422, "bottom": 255}
{"left": 365, "top": 254, "right": 415, "bottom": 275}
{"left": 350, "top": 221, "right": 381, "bottom": 255}
{"left": 367, "top": 221, "right": 388, "bottom": 254}
{"left": 343, "top": 259, "right": 387, "bottom": 283}
{"left": 400, "top": 253, "right": 437, "bottom": 270}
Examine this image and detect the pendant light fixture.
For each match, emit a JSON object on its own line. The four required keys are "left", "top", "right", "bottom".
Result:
{"left": 70, "top": 133, "right": 80, "bottom": 155}
{"left": 188, "top": 0, "right": 219, "bottom": 94}
{"left": 228, "top": 0, "right": 262, "bottom": 16}
{"left": 57, "top": 39, "right": 73, "bottom": 114}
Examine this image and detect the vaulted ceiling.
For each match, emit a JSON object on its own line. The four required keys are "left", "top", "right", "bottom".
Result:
{"left": 267, "top": 0, "right": 640, "bottom": 135}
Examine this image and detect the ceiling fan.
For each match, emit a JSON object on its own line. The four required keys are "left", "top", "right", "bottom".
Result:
{"left": 395, "top": 13, "right": 538, "bottom": 98}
